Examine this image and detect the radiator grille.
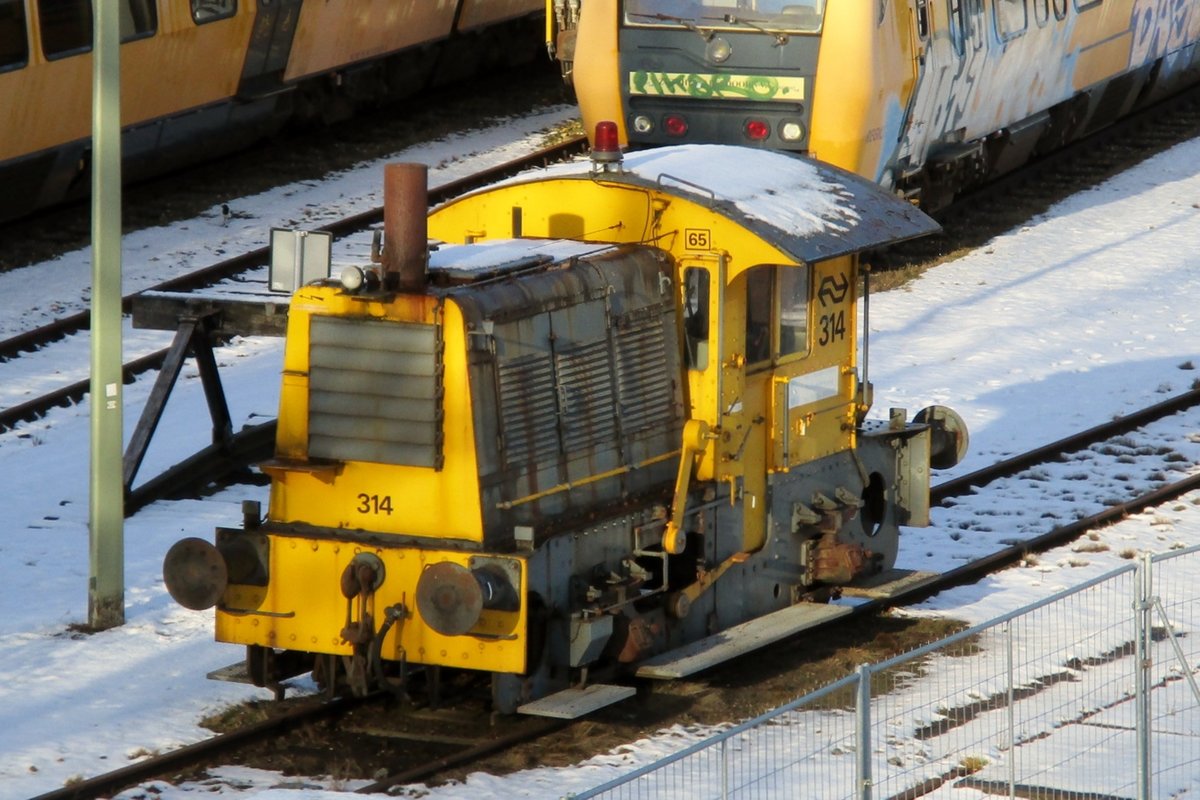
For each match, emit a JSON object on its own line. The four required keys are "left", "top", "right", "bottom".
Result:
{"left": 307, "top": 315, "right": 441, "bottom": 467}
{"left": 496, "top": 311, "right": 675, "bottom": 464}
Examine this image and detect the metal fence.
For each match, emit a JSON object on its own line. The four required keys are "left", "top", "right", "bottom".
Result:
{"left": 569, "top": 546, "right": 1200, "bottom": 800}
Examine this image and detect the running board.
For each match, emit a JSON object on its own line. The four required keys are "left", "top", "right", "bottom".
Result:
{"left": 208, "top": 661, "right": 253, "bottom": 684}
{"left": 839, "top": 568, "right": 940, "bottom": 599}
{"left": 518, "top": 684, "right": 636, "bottom": 718}
{"left": 636, "top": 603, "right": 853, "bottom": 680}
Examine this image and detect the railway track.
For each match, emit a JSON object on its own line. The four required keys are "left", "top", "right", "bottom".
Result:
{"left": 7, "top": 84, "right": 1200, "bottom": 800}
{"left": 30, "top": 386, "right": 1199, "bottom": 800}
{"left": 30, "top": 690, "right": 566, "bottom": 800}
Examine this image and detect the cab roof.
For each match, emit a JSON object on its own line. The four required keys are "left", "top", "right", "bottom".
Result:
{"left": 487, "top": 143, "right": 939, "bottom": 263}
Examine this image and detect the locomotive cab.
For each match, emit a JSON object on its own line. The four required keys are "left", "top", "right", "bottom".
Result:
{"left": 164, "top": 139, "right": 967, "bottom": 715}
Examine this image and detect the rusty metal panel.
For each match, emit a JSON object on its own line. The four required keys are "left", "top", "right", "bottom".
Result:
{"left": 496, "top": 352, "right": 559, "bottom": 465}
{"left": 453, "top": 246, "right": 682, "bottom": 533}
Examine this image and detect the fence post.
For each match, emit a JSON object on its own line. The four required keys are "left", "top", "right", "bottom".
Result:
{"left": 1006, "top": 623, "right": 1015, "bottom": 800}
{"left": 721, "top": 737, "right": 729, "bottom": 800}
{"left": 1134, "top": 554, "right": 1153, "bottom": 800}
{"left": 856, "top": 664, "right": 872, "bottom": 800}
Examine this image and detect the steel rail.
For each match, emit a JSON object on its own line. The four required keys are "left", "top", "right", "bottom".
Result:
{"left": 932, "top": 386, "right": 1200, "bottom": 504}
{"left": 28, "top": 695, "right": 369, "bottom": 800}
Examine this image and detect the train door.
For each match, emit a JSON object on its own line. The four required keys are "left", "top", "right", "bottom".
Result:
{"left": 768, "top": 257, "right": 857, "bottom": 471}
{"left": 238, "top": 0, "right": 302, "bottom": 98}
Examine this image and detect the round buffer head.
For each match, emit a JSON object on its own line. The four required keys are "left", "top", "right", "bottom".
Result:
{"left": 162, "top": 537, "right": 229, "bottom": 611}
{"left": 416, "top": 561, "right": 484, "bottom": 636}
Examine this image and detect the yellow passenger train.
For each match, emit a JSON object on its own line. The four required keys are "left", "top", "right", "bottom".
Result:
{"left": 550, "top": 0, "right": 1200, "bottom": 208}
{"left": 164, "top": 132, "right": 968, "bottom": 715}
{"left": 0, "top": 0, "right": 542, "bottom": 223}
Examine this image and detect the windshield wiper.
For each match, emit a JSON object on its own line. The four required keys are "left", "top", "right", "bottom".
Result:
{"left": 715, "top": 13, "right": 789, "bottom": 46}
{"left": 629, "top": 11, "right": 716, "bottom": 41}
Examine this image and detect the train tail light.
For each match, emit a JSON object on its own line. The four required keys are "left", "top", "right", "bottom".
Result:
{"left": 663, "top": 114, "right": 688, "bottom": 137}
{"left": 744, "top": 118, "right": 770, "bottom": 142}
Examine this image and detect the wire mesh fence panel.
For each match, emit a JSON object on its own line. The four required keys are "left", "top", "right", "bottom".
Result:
{"left": 573, "top": 679, "right": 862, "bottom": 800}
{"left": 724, "top": 700, "right": 860, "bottom": 800}
{"left": 568, "top": 548, "right": 1200, "bottom": 800}
{"left": 1149, "top": 547, "right": 1200, "bottom": 797}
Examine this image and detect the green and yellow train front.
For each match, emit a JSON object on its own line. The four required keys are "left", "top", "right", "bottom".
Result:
{"left": 570, "top": 0, "right": 918, "bottom": 184}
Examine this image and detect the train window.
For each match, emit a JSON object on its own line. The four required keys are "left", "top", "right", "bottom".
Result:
{"left": 683, "top": 267, "right": 710, "bottom": 370}
{"left": 0, "top": 0, "right": 28, "bottom": 72}
{"left": 777, "top": 265, "right": 809, "bottom": 358}
{"left": 1053, "top": 0, "right": 1067, "bottom": 18}
{"left": 38, "top": 0, "right": 91, "bottom": 59}
{"left": 966, "top": 0, "right": 984, "bottom": 50}
{"left": 745, "top": 268, "right": 773, "bottom": 366}
{"left": 1033, "top": 0, "right": 1048, "bottom": 25}
{"left": 120, "top": 0, "right": 156, "bottom": 41}
{"left": 192, "top": 0, "right": 235, "bottom": 24}
{"left": 947, "top": 0, "right": 965, "bottom": 55}
{"left": 623, "top": 0, "right": 828, "bottom": 35}
{"left": 993, "top": 0, "right": 1026, "bottom": 41}
{"left": 915, "top": 0, "right": 930, "bottom": 40}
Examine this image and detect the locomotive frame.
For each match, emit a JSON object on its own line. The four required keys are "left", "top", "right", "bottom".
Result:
{"left": 164, "top": 135, "right": 967, "bottom": 716}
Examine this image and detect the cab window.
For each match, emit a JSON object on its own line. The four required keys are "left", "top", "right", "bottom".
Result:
{"left": 192, "top": 0, "right": 236, "bottom": 24}
{"left": 745, "top": 268, "right": 773, "bottom": 365}
{"left": 38, "top": 0, "right": 90, "bottom": 59}
{"left": 683, "top": 266, "right": 711, "bottom": 370}
{"left": 745, "top": 265, "right": 810, "bottom": 366}
{"left": 778, "top": 265, "right": 809, "bottom": 358}
{"left": 0, "top": 0, "right": 28, "bottom": 71}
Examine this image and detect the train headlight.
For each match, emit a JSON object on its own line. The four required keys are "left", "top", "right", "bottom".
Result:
{"left": 744, "top": 119, "right": 770, "bottom": 141}
{"left": 779, "top": 121, "right": 806, "bottom": 142}
{"left": 339, "top": 265, "right": 380, "bottom": 293}
{"left": 632, "top": 115, "right": 654, "bottom": 135}
{"left": 706, "top": 36, "right": 732, "bottom": 63}
{"left": 340, "top": 265, "right": 366, "bottom": 291}
{"left": 663, "top": 114, "right": 688, "bottom": 137}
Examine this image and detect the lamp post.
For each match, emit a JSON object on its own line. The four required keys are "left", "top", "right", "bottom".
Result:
{"left": 88, "top": 0, "right": 124, "bottom": 630}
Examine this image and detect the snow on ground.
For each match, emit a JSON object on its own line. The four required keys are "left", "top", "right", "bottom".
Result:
{"left": 0, "top": 110, "right": 1197, "bottom": 799}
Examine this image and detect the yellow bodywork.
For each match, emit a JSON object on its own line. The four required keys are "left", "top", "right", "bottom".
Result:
{"left": 572, "top": 0, "right": 627, "bottom": 145}
{"left": 806, "top": 1, "right": 914, "bottom": 178}
{"left": 218, "top": 542, "right": 527, "bottom": 673}
{"left": 266, "top": 288, "right": 485, "bottom": 541}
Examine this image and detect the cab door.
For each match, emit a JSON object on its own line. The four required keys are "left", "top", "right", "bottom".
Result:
{"left": 770, "top": 256, "right": 858, "bottom": 471}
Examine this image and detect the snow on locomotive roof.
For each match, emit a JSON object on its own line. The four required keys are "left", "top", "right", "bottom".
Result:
{"left": 620, "top": 144, "right": 854, "bottom": 237}
{"left": 486, "top": 143, "right": 939, "bottom": 261}
{"left": 428, "top": 237, "right": 612, "bottom": 278}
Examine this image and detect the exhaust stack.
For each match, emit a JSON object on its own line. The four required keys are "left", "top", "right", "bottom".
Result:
{"left": 382, "top": 162, "right": 429, "bottom": 290}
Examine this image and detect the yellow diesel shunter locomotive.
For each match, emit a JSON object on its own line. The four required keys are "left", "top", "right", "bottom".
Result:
{"left": 165, "top": 133, "right": 967, "bottom": 715}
